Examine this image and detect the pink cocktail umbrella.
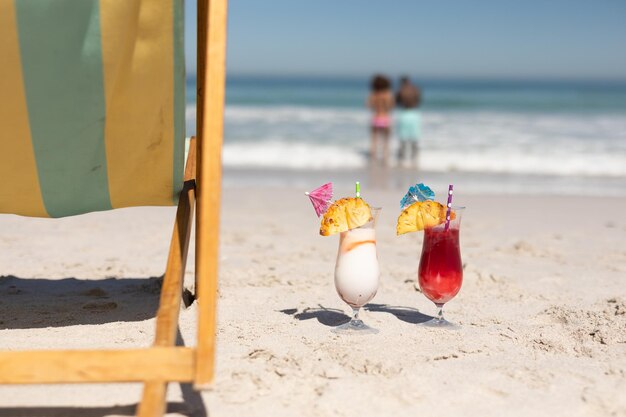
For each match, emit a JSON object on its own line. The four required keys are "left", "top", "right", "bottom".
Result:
{"left": 305, "top": 182, "right": 333, "bottom": 217}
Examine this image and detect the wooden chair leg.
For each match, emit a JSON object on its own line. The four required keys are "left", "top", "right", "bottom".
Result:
{"left": 183, "top": 136, "right": 198, "bottom": 300}
{"left": 195, "top": 0, "right": 227, "bottom": 390}
{"left": 137, "top": 382, "right": 168, "bottom": 417}
{"left": 138, "top": 137, "right": 197, "bottom": 417}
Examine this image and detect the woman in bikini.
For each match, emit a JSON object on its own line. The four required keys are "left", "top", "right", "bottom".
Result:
{"left": 367, "top": 74, "right": 394, "bottom": 165}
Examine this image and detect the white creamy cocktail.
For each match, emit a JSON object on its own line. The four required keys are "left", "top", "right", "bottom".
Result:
{"left": 310, "top": 184, "right": 380, "bottom": 334}
{"left": 335, "top": 227, "right": 379, "bottom": 307}
{"left": 332, "top": 207, "right": 381, "bottom": 334}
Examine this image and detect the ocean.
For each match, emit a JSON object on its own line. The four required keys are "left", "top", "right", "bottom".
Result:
{"left": 185, "top": 76, "right": 626, "bottom": 195}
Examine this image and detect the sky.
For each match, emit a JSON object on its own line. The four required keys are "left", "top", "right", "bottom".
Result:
{"left": 184, "top": 0, "right": 626, "bottom": 80}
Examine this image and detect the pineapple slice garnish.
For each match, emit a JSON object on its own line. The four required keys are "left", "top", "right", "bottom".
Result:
{"left": 320, "top": 197, "right": 372, "bottom": 236}
{"left": 396, "top": 201, "right": 454, "bottom": 235}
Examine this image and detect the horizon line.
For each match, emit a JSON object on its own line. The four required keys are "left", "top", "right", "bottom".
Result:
{"left": 184, "top": 72, "right": 626, "bottom": 84}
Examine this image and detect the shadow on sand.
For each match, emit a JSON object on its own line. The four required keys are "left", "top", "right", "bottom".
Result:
{"left": 280, "top": 305, "right": 350, "bottom": 327}
{"left": 0, "top": 275, "right": 163, "bottom": 329}
{"left": 364, "top": 303, "right": 433, "bottom": 324}
{"left": 0, "top": 402, "right": 198, "bottom": 417}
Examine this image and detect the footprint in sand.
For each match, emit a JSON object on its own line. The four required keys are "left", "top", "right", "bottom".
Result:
{"left": 7, "top": 285, "right": 22, "bottom": 295}
{"left": 513, "top": 241, "right": 536, "bottom": 254}
{"left": 81, "top": 287, "right": 108, "bottom": 298}
{"left": 80, "top": 287, "right": 117, "bottom": 311}
{"left": 82, "top": 301, "right": 118, "bottom": 312}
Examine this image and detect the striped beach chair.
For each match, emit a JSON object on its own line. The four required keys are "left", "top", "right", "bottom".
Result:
{"left": 0, "top": 0, "right": 227, "bottom": 415}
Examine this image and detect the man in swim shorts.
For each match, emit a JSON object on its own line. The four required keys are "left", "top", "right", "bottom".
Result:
{"left": 395, "top": 76, "right": 421, "bottom": 168}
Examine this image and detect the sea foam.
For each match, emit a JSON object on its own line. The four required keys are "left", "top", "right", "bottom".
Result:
{"left": 186, "top": 104, "right": 626, "bottom": 177}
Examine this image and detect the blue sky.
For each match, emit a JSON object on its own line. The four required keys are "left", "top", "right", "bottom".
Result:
{"left": 185, "top": 0, "right": 626, "bottom": 80}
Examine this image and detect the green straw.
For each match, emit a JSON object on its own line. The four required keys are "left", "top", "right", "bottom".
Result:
{"left": 355, "top": 181, "right": 361, "bottom": 198}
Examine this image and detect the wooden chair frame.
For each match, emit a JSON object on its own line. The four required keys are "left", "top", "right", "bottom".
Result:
{"left": 0, "top": 1, "right": 228, "bottom": 416}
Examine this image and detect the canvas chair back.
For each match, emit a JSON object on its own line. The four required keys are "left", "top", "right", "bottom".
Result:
{"left": 0, "top": 0, "right": 185, "bottom": 218}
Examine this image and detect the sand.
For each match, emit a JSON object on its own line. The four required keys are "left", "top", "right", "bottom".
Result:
{"left": 1, "top": 187, "right": 625, "bottom": 417}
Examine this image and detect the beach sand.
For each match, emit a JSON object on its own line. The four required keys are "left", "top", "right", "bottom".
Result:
{"left": 1, "top": 187, "right": 625, "bottom": 417}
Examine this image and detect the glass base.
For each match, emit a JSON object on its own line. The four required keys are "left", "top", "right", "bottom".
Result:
{"left": 331, "top": 319, "right": 379, "bottom": 334}
{"left": 419, "top": 317, "right": 460, "bottom": 330}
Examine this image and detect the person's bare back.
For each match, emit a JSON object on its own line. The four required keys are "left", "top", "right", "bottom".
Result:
{"left": 368, "top": 90, "right": 394, "bottom": 117}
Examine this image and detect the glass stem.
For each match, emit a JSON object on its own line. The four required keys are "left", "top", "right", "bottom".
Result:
{"left": 351, "top": 307, "right": 361, "bottom": 323}
{"left": 435, "top": 303, "right": 445, "bottom": 323}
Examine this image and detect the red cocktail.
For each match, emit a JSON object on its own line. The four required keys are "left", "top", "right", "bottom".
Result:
{"left": 418, "top": 207, "right": 464, "bottom": 327}
{"left": 419, "top": 227, "right": 462, "bottom": 303}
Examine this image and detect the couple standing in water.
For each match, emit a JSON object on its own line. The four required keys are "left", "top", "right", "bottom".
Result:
{"left": 367, "top": 75, "right": 421, "bottom": 167}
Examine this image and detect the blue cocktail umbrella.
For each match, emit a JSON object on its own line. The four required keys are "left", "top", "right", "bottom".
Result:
{"left": 400, "top": 183, "right": 435, "bottom": 208}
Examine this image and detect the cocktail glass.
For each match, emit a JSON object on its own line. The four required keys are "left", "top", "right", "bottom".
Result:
{"left": 417, "top": 207, "right": 465, "bottom": 328}
{"left": 332, "top": 208, "right": 381, "bottom": 334}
